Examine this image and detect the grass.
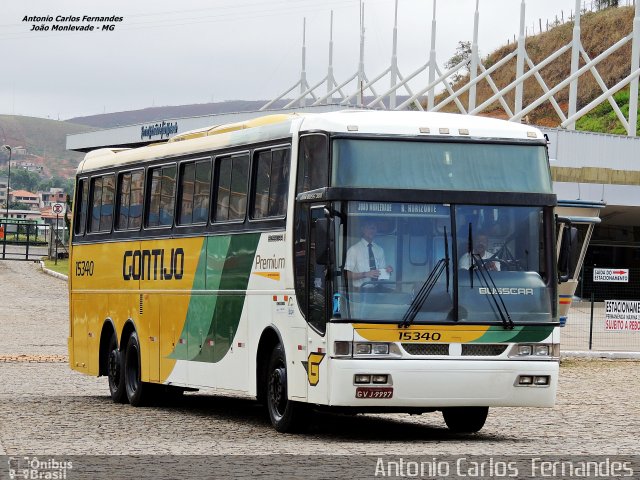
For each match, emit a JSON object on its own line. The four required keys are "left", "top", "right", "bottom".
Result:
{"left": 43, "top": 258, "right": 69, "bottom": 276}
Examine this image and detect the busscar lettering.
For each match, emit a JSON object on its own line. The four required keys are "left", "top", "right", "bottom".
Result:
{"left": 123, "top": 248, "right": 184, "bottom": 280}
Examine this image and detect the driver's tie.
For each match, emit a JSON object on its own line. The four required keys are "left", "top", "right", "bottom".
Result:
{"left": 368, "top": 243, "right": 378, "bottom": 281}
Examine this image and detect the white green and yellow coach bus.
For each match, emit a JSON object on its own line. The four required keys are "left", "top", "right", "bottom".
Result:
{"left": 69, "top": 110, "right": 571, "bottom": 433}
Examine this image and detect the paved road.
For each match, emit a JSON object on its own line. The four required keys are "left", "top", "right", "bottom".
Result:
{"left": 0, "top": 261, "right": 638, "bottom": 473}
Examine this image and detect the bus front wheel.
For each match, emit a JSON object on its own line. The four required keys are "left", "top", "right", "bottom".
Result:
{"left": 124, "top": 331, "right": 150, "bottom": 407}
{"left": 442, "top": 407, "right": 489, "bottom": 433}
{"left": 266, "top": 344, "right": 306, "bottom": 433}
{"left": 107, "top": 333, "right": 127, "bottom": 404}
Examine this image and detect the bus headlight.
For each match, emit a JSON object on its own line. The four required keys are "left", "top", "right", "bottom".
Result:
{"left": 509, "top": 344, "right": 559, "bottom": 359}
{"left": 333, "top": 341, "right": 400, "bottom": 358}
{"left": 534, "top": 345, "right": 550, "bottom": 356}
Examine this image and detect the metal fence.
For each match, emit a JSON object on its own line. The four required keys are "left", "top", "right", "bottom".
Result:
{"left": 0, "top": 219, "right": 49, "bottom": 261}
{"left": 562, "top": 266, "right": 640, "bottom": 351}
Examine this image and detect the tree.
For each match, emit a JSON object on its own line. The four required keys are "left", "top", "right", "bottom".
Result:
{"left": 595, "top": 0, "right": 618, "bottom": 9}
{"left": 444, "top": 41, "right": 472, "bottom": 85}
{"left": 0, "top": 168, "right": 41, "bottom": 192}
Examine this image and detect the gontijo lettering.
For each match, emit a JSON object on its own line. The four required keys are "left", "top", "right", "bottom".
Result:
{"left": 123, "top": 248, "right": 184, "bottom": 280}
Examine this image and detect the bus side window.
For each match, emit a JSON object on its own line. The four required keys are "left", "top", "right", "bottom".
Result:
{"left": 252, "top": 146, "right": 290, "bottom": 219}
{"left": 146, "top": 165, "right": 176, "bottom": 228}
{"left": 296, "top": 134, "right": 328, "bottom": 195}
{"left": 73, "top": 178, "right": 88, "bottom": 236}
{"left": 117, "top": 169, "right": 144, "bottom": 231}
{"left": 88, "top": 174, "right": 114, "bottom": 233}
{"left": 117, "top": 172, "right": 132, "bottom": 230}
{"left": 214, "top": 154, "right": 248, "bottom": 222}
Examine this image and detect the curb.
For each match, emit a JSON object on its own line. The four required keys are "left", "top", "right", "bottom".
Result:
{"left": 39, "top": 260, "right": 68, "bottom": 282}
{"left": 561, "top": 350, "right": 640, "bottom": 360}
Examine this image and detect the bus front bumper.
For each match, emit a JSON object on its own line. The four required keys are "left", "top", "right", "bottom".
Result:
{"left": 327, "top": 359, "right": 558, "bottom": 408}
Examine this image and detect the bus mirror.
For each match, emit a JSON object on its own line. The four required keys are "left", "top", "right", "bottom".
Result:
{"left": 558, "top": 226, "right": 579, "bottom": 283}
{"left": 314, "top": 217, "right": 329, "bottom": 265}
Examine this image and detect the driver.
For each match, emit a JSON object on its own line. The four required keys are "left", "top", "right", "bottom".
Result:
{"left": 459, "top": 233, "right": 500, "bottom": 271}
{"left": 345, "top": 219, "right": 394, "bottom": 288}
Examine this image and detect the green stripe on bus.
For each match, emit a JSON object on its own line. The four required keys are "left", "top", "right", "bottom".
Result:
{"left": 473, "top": 325, "right": 554, "bottom": 343}
{"left": 169, "top": 233, "right": 261, "bottom": 363}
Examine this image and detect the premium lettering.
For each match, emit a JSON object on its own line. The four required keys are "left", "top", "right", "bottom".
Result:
{"left": 122, "top": 248, "right": 184, "bottom": 280}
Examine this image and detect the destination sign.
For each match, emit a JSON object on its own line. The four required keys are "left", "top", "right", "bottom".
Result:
{"left": 349, "top": 202, "right": 449, "bottom": 216}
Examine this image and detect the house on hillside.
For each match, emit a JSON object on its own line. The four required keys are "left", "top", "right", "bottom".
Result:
{"left": 0, "top": 177, "right": 7, "bottom": 207}
{"left": 9, "top": 189, "right": 40, "bottom": 210}
{"left": 40, "top": 188, "right": 66, "bottom": 207}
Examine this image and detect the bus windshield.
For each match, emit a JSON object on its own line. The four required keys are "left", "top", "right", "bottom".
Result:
{"left": 332, "top": 139, "right": 552, "bottom": 193}
{"left": 331, "top": 201, "right": 554, "bottom": 325}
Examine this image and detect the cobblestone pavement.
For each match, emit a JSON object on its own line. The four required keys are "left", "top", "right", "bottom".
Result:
{"left": 0, "top": 260, "right": 638, "bottom": 457}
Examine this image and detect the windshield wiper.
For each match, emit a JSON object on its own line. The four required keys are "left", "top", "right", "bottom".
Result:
{"left": 467, "top": 223, "right": 513, "bottom": 329}
{"left": 471, "top": 253, "right": 514, "bottom": 330}
{"left": 399, "top": 259, "right": 447, "bottom": 328}
{"left": 400, "top": 231, "right": 450, "bottom": 328}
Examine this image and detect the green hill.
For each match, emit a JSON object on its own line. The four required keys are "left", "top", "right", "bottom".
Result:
{"left": 0, "top": 115, "right": 92, "bottom": 179}
{"left": 440, "top": 5, "right": 638, "bottom": 134}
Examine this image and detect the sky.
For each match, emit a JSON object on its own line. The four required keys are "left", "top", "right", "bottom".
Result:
{"left": 0, "top": 0, "right": 593, "bottom": 120}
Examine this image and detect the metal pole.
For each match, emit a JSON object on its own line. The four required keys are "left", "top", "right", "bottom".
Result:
{"left": 55, "top": 214, "right": 59, "bottom": 265}
{"left": 515, "top": 0, "right": 526, "bottom": 115}
{"left": 300, "top": 18, "right": 307, "bottom": 107}
{"left": 357, "top": 1, "right": 366, "bottom": 107}
{"left": 25, "top": 222, "right": 30, "bottom": 261}
{"left": 628, "top": 0, "right": 640, "bottom": 135}
{"left": 389, "top": 0, "right": 399, "bottom": 109}
{"left": 469, "top": 0, "right": 480, "bottom": 110}
{"left": 3, "top": 145, "right": 11, "bottom": 219}
{"left": 588, "top": 292, "right": 595, "bottom": 350}
{"left": 427, "top": 0, "right": 437, "bottom": 110}
{"left": 327, "top": 11, "right": 335, "bottom": 104}
{"left": 567, "top": 0, "right": 582, "bottom": 130}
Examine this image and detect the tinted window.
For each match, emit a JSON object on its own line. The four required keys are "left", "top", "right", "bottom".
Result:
{"left": 214, "top": 153, "right": 249, "bottom": 222}
{"left": 146, "top": 165, "right": 176, "bottom": 227}
{"left": 252, "top": 147, "right": 290, "bottom": 219}
{"left": 89, "top": 174, "right": 115, "bottom": 233}
{"left": 178, "top": 159, "right": 211, "bottom": 225}
{"left": 297, "top": 135, "right": 328, "bottom": 194}
{"left": 74, "top": 179, "right": 88, "bottom": 236}
{"left": 117, "top": 170, "right": 144, "bottom": 230}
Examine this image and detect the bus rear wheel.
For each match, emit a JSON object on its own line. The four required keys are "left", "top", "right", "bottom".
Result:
{"left": 266, "top": 344, "right": 306, "bottom": 433}
{"left": 442, "top": 407, "right": 489, "bottom": 433}
{"left": 107, "top": 333, "right": 127, "bottom": 403}
{"left": 124, "top": 331, "right": 150, "bottom": 407}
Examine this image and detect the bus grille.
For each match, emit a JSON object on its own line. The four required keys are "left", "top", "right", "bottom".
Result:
{"left": 402, "top": 344, "right": 449, "bottom": 356}
{"left": 461, "top": 344, "right": 508, "bottom": 356}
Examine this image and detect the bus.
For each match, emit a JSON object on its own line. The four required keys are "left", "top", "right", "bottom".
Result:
{"left": 69, "top": 110, "right": 573, "bottom": 433}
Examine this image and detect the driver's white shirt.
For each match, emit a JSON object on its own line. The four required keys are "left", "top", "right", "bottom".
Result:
{"left": 458, "top": 250, "right": 500, "bottom": 271}
{"left": 345, "top": 238, "right": 388, "bottom": 288}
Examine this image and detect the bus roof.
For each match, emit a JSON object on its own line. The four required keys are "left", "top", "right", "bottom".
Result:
{"left": 76, "top": 111, "right": 544, "bottom": 174}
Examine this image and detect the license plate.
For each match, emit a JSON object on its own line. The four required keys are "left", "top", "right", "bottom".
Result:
{"left": 355, "top": 387, "right": 393, "bottom": 399}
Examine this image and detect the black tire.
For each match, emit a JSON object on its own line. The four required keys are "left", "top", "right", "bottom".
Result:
{"left": 107, "top": 332, "right": 127, "bottom": 404}
{"left": 442, "top": 407, "right": 489, "bottom": 433}
{"left": 124, "top": 331, "right": 150, "bottom": 407}
{"left": 266, "top": 344, "right": 307, "bottom": 433}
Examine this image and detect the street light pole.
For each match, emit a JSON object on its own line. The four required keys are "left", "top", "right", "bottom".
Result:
{"left": 2, "top": 145, "right": 11, "bottom": 219}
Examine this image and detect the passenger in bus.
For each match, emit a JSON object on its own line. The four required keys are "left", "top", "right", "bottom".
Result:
{"left": 458, "top": 233, "right": 500, "bottom": 271}
{"left": 345, "top": 220, "right": 394, "bottom": 289}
